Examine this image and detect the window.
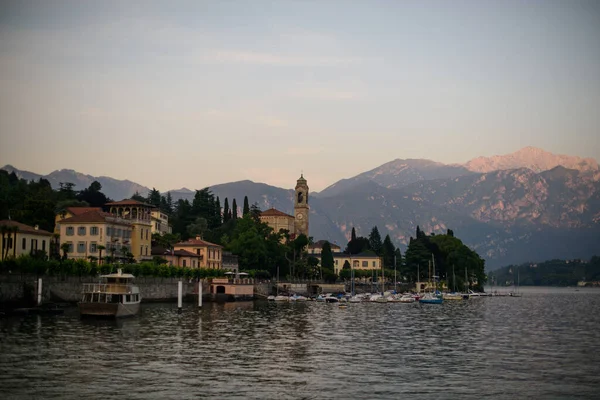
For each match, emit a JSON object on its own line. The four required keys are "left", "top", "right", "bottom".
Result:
{"left": 335, "top": 260, "right": 338, "bottom": 265}
{"left": 192, "top": 260, "right": 196, "bottom": 268}
{"left": 362, "top": 261, "right": 368, "bottom": 267}
{"left": 22, "top": 238, "right": 26, "bottom": 250}
{"left": 145, "top": 229, "right": 148, "bottom": 240}
{"left": 115, "top": 228, "right": 121, "bottom": 238}
{"left": 90, "top": 242, "right": 97, "bottom": 253}
{"left": 42, "top": 240, "right": 46, "bottom": 251}
{"left": 66, "top": 227, "right": 74, "bottom": 236}
{"left": 66, "top": 242, "right": 74, "bottom": 253}
{"left": 78, "top": 242, "right": 86, "bottom": 253}
{"left": 140, "top": 245, "right": 143, "bottom": 256}
{"left": 373, "top": 261, "right": 376, "bottom": 267}
{"left": 31, "top": 239, "right": 38, "bottom": 251}
{"left": 90, "top": 227, "right": 99, "bottom": 235}
{"left": 140, "top": 229, "right": 143, "bottom": 239}
{"left": 106, "top": 227, "right": 111, "bottom": 236}
{"left": 183, "top": 259, "right": 187, "bottom": 267}
{"left": 196, "top": 249, "right": 200, "bottom": 255}
{"left": 145, "top": 246, "right": 148, "bottom": 256}
{"left": 77, "top": 227, "right": 86, "bottom": 236}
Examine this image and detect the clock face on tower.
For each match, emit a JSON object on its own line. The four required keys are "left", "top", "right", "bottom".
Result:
{"left": 297, "top": 213, "right": 303, "bottom": 220}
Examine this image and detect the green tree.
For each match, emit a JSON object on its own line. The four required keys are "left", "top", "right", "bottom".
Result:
{"left": 187, "top": 217, "right": 208, "bottom": 239}
{"left": 243, "top": 196, "right": 250, "bottom": 216}
{"left": 382, "top": 234, "right": 397, "bottom": 267}
{"left": 232, "top": 199, "right": 238, "bottom": 220}
{"left": 147, "top": 188, "right": 161, "bottom": 208}
{"left": 60, "top": 242, "right": 70, "bottom": 261}
{"left": 368, "top": 226, "right": 383, "bottom": 255}
{"left": 76, "top": 181, "right": 109, "bottom": 207}
{"left": 223, "top": 198, "right": 230, "bottom": 223}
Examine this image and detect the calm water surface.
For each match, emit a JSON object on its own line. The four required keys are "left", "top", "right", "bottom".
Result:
{"left": 2, "top": 287, "right": 600, "bottom": 399}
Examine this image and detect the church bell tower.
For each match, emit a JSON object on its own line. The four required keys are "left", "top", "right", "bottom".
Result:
{"left": 294, "top": 174, "right": 309, "bottom": 238}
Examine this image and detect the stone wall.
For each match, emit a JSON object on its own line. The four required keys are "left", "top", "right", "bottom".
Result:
{"left": 0, "top": 275, "right": 211, "bottom": 305}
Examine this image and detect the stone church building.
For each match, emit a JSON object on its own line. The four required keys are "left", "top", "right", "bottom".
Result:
{"left": 259, "top": 174, "right": 309, "bottom": 239}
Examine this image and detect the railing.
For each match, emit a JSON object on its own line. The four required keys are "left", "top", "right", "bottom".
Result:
{"left": 81, "top": 283, "right": 135, "bottom": 294}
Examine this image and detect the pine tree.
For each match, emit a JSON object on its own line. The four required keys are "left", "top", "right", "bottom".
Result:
{"left": 223, "top": 198, "right": 230, "bottom": 222}
{"left": 232, "top": 199, "right": 238, "bottom": 220}
{"left": 368, "top": 226, "right": 383, "bottom": 255}
{"left": 243, "top": 196, "right": 250, "bottom": 216}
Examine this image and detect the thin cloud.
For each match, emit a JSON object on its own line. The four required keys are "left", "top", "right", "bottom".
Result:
{"left": 286, "top": 147, "right": 325, "bottom": 156}
{"left": 289, "top": 87, "right": 360, "bottom": 101}
{"left": 202, "top": 51, "right": 356, "bottom": 67}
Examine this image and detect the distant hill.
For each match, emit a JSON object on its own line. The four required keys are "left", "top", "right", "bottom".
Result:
{"left": 1, "top": 165, "right": 151, "bottom": 200}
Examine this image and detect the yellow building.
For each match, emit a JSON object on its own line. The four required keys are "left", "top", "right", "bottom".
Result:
{"left": 316, "top": 252, "right": 382, "bottom": 275}
{"left": 308, "top": 240, "right": 341, "bottom": 255}
{"left": 151, "top": 210, "right": 172, "bottom": 235}
{"left": 259, "top": 208, "right": 294, "bottom": 235}
{"left": 54, "top": 207, "right": 102, "bottom": 235}
{"left": 173, "top": 236, "right": 223, "bottom": 269}
{"left": 106, "top": 199, "right": 154, "bottom": 262}
{"left": 0, "top": 220, "right": 53, "bottom": 260}
{"left": 58, "top": 210, "right": 133, "bottom": 261}
{"left": 151, "top": 247, "right": 202, "bottom": 268}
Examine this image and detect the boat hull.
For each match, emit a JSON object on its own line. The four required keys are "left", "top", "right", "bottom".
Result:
{"left": 79, "top": 302, "right": 140, "bottom": 318}
{"left": 419, "top": 298, "right": 443, "bottom": 304}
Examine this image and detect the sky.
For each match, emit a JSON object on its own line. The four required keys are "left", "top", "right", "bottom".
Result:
{"left": 0, "top": 0, "right": 599, "bottom": 192}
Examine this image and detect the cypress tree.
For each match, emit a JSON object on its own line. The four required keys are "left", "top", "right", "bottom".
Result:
{"left": 223, "top": 198, "right": 230, "bottom": 222}
{"left": 232, "top": 199, "right": 238, "bottom": 220}
{"left": 215, "top": 196, "right": 222, "bottom": 226}
{"left": 321, "top": 241, "right": 334, "bottom": 270}
{"left": 243, "top": 196, "right": 250, "bottom": 216}
{"left": 351, "top": 227, "right": 357, "bottom": 241}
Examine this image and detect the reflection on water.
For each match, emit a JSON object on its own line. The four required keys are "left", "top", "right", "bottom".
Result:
{"left": 1, "top": 288, "right": 600, "bottom": 399}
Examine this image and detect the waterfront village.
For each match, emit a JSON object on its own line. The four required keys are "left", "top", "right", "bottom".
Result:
{"left": 0, "top": 173, "right": 493, "bottom": 313}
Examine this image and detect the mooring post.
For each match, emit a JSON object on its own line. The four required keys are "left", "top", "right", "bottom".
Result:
{"left": 37, "top": 278, "right": 42, "bottom": 306}
{"left": 178, "top": 280, "right": 183, "bottom": 313}
{"left": 198, "top": 279, "right": 203, "bottom": 308}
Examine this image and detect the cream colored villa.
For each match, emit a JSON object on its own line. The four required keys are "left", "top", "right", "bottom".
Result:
{"left": 173, "top": 236, "right": 223, "bottom": 269}
{"left": 58, "top": 210, "right": 134, "bottom": 261}
{"left": 151, "top": 210, "right": 172, "bottom": 235}
{"left": 0, "top": 220, "right": 53, "bottom": 260}
{"left": 315, "top": 252, "right": 382, "bottom": 275}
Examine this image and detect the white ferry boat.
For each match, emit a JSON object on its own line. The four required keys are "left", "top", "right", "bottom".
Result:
{"left": 79, "top": 269, "right": 141, "bottom": 317}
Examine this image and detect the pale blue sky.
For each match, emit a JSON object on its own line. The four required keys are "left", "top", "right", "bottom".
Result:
{"left": 0, "top": 0, "right": 598, "bottom": 192}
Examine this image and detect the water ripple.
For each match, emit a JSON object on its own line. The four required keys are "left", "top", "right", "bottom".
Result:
{"left": 1, "top": 288, "right": 600, "bottom": 399}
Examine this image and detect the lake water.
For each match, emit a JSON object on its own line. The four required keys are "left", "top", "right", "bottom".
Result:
{"left": 1, "top": 287, "right": 600, "bottom": 399}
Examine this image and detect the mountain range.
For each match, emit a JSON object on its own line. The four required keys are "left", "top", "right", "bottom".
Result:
{"left": 3, "top": 147, "right": 599, "bottom": 269}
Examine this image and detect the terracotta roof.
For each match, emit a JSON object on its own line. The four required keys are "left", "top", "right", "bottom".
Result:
{"left": 309, "top": 240, "right": 341, "bottom": 249}
{"left": 105, "top": 199, "right": 156, "bottom": 207}
{"left": 174, "top": 238, "right": 222, "bottom": 248}
{"left": 0, "top": 220, "right": 53, "bottom": 236}
{"left": 59, "top": 210, "right": 131, "bottom": 226}
{"left": 151, "top": 246, "right": 202, "bottom": 258}
{"left": 66, "top": 207, "right": 102, "bottom": 216}
{"left": 259, "top": 208, "right": 294, "bottom": 218}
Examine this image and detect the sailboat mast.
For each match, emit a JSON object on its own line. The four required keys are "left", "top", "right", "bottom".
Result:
{"left": 453, "top": 265, "right": 456, "bottom": 292}
{"left": 381, "top": 257, "right": 384, "bottom": 296}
